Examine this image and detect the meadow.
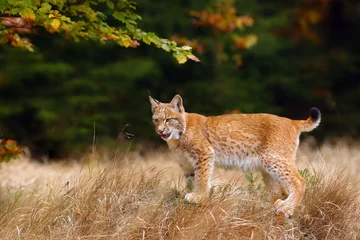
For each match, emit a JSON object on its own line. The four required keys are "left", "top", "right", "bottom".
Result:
{"left": 0, "top": 140, "right": 359, "bottom": 239}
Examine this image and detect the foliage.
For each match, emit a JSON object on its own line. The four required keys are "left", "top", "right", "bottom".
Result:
{"left": 0, "top": 0, "right": 199, "bottom": 64}
{"left": 0, "top": 139, "right": 22, "bottom": 162}
{"left": 188, "top": 0, "right": 257, "bottom": 66}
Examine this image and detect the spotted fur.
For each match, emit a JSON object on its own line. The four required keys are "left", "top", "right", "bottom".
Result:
{"left": 149, "top": 94, "right": 321, "bottom": 217}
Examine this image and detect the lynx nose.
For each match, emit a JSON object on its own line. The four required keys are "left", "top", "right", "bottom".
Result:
{"left": 158, "top": 128, "right": 165, "bottom": 134}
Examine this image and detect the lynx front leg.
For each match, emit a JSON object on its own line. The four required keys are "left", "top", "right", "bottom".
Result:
{"left": 179, "top": 160, "right": 195, "bottom": 192}
{"left": 184, "top": 154, "right": 214, "bottom": 204}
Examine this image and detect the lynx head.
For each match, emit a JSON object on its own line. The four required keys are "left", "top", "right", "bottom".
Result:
{"left": 149, "top": 94, "right": 186, "bottom": 141}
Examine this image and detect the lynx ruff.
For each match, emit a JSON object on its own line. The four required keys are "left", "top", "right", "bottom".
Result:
{"left": 149, "top": 94, "right": 321, "bottom": 217}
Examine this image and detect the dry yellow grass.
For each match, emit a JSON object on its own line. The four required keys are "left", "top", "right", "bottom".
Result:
{"left": 0, "top": 141, "right": 359, "bottom": 239}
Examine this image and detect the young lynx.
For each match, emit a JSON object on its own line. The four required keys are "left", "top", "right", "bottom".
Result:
{"left": 149, "top": 94, "right": 321, "bottom": 217}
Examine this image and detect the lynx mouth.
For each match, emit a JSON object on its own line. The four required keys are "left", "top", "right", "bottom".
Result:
{"left": 160, "top": 132, "right": 172, "bottom": 140}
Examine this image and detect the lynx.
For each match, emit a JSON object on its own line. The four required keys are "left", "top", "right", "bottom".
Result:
{"left": 149, "top": 94, "right": 321, "bottom": 217}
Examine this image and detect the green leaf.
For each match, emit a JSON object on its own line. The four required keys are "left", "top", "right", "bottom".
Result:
{"left": 2, "top": 154, "right": 13, "bottom": 163}
{"left": 142, "top": 34, "right": 151, "bottom": 44}
{"left": 39, "top": 3, "right": 52, "bottom": 13}
{"left": 60, "top": 16, "right": 72, "bottom": 23}
{"left": 10, "top": 8, "right": 21, "bottom": 15}
{"left": 113, "top": 11, "right": 126, "bottom": 22}
{"left": 6, "top": 0, "right": 20, "bottom": 5}
{"left": 181, "top": 45, "right": 192, "bottom": 51}
{"left": 0, "top": 1, "right": 9, "bottom": 11}
{"left": 115, "top": 1, "right": 127, "bottom": 10}
{"left": 127, "top": 19, "right": 137, "bottom": 25}
{"left": 106, "top": 0, "right": 114, "bottom": 9}
{"left": 23, "top": 0, "right": 32, "bottom": 8}
{"left": 161, "top": 44, "right": 170, "bottom": 52}
{"left": 126, "top": 23, "right": 135, "bottom": 32}
{"left": 146, "top": 33, "right": 160, "bottom": 45}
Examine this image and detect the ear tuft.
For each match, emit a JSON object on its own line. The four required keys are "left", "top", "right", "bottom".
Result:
{"left": 170, "top": 94, "right": 185, "bottom": 113}
{"left": 149, "top": 95, "right": 160, "bottom": 113}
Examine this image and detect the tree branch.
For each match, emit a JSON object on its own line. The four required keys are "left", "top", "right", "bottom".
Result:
{"left": 0, "top": 16, "right": 35, "bottom": 34}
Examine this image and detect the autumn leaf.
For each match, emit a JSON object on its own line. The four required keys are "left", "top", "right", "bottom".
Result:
{"left": 187, "top": 0, "right": 256, "bottom": 66}
{"left": 19, "top": 8, "right": 35, "bottom": 21}
{"left": 119, "top": 34, "right": 131, "bottom": 47}
{"left": 234, "top": 35, "right": 257, "bottom": 49}
{"left": 0, "top": 139, "right": 23, "bottom": 163}
{"left": 245, "top": 35, "right": 257, "bottom": 48}
{"left": 187, "top": 54, "right": 200, "bottom": 62}
{"left": 8, "top": 33, "right": 33, "bottom": 51}
{"left": 51, "top": 19, "right": 60, "bottom": 30}
{"left": 174, "top": 53, "right": 187, "bottom": 64}
{"left": 2, "top": 139, "right": 17, "bottom": 145}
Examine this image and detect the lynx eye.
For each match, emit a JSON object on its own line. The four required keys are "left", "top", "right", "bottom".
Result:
{"left": 153, "top": 118, "right": 158, "bottom": 123}
{"left": 165, "top": 118, "right": 172, "bottom": 123}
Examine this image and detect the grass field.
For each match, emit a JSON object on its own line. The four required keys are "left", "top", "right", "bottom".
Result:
{"left": 0, "top": 140, "right": 359, "bottom": 239}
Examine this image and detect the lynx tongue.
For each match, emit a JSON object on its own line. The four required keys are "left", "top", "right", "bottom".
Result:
{"left": 161, "top": 132, "right": 171, "bottom": 139}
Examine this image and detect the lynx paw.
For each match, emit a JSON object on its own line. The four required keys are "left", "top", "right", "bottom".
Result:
{"left": 274, "top": 199, "right": 294, "bottom": 218}
{"left": 184, "top": 192, "right": 202, "bottom": 203}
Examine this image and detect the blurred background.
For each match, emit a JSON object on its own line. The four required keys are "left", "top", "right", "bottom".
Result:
{"left": 0, "top": 0, "right": 359, "bottom": 158}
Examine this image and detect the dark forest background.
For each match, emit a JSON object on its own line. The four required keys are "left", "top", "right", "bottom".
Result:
{"left": 0, "top": 0, "right": 359, "bottom": 158}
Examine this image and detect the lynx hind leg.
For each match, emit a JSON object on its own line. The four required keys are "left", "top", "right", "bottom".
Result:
{"left": 264, "top": 161, "right": 306, "bottom": 217}
{"left": 261, "top": 170, "right": 287, "bottom": 204}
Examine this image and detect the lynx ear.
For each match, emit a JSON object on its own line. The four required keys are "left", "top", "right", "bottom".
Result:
{"left": 149, "top": 95, "right": 160, "bottom": 113}
{"left": 170, "top": 94, "right": 184, "bottom": 113}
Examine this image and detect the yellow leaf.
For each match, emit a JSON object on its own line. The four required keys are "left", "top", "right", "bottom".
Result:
{"left": 123, "top": 39, "right": 130, "bottom": 48}
{"left": 245, "top": 35, "right": 257, "bottom": 49}
{"left": 118, "top": 35, "right": 132, "bottom": 47}
{"left": 175, "top": 54, "right": 187, "bottom": 64}
{"left": 51, "top": 19, "right": 60, "bottom": 30}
